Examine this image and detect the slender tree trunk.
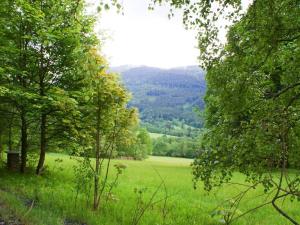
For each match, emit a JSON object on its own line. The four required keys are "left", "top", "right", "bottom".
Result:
{"left": 20, "top": 109, "right": 28, "bottom": 173}
{"left": 0, "top": 131, "right": 2, "bottom": 161}
{"left": 8, "top": 115, "right": 13, "bottom": 151}
{"left": 19, "top": 18, "right": 28, "bottom": 173}
{"left": 36, "top": 46, "right": 47, "bottom": 175}
{"left": 36, "top": 113, "right": 47, "bottom": 175}
{"left": 94, "top": 141, "right": 100, "bottom": 210}
{"left": 93, "top": 93, "right": 101, "bottom": 210}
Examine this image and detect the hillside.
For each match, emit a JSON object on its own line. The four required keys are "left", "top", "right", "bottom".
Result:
{"left": 113, "top": 66, "right": 206, "bottom": 133}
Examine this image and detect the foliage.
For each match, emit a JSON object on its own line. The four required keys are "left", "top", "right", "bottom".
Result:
{"left": 0, "top": 0, "right": 140, "bottom": 175}
{"left": 137, "top": 128, "right": 153, "bottom": 156}
{"left": 67, "top": 49, "right": 139, "bottom": 210}
{"left": 117, "top": 128, "right": 153, "bottom": 160}
{"left": 152, "top": 135, "right": 201, "bottom": 158}
{"left": 189, "top": 0, "right": 300, "bottom": 223}
{"left": 0, "top": 0, "right": 99, "bottom": 173}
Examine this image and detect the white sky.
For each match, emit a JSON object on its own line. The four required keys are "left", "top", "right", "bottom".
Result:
{"left": 93, "top": 0, "right": 199, "bottom": 68}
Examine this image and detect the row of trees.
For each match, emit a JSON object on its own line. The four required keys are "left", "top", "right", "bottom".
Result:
{"left": 0, "top": 0, "right": 141, "bottom": 177}
{"left": 152, "top": 136, "right": 200, "bottom": 158}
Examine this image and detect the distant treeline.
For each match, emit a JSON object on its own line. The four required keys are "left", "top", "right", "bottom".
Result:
{"left": 152, "top": 136, "right": 201, "bottom": 158}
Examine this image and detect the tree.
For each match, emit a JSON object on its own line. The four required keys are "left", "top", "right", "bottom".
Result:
{"left": 116, "top": 127, "right": 154, "bottom": 160}
{"left": 0, "top": 0, "right": 129, "bottom": 175}
{"left": 0, "top": 0, "right": 100, "bottom": 174}
{"left": 190, "top": 0, "right": 300, "bottom": 224}
{"left": 74, "top": 50, "right": 138, "bottom": 210}
{"left": 137, "top": 128, "right": 153, "bottom": 156}
{"left": 0, "top": 0, "right": 41, "bottom": 172}
{"left": 151, "top": 0, "right": 300, "bottom": 223}
{"left": 26, "top": 0, "right": 99, "bottom": 175}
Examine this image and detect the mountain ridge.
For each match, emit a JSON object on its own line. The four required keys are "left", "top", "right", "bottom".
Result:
{"left": 112, "top": 65, "right": 206, "bottom": 131}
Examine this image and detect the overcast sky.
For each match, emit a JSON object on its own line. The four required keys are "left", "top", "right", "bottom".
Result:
{"left": 94, "top": 0, "right": 199, "bottom": 69}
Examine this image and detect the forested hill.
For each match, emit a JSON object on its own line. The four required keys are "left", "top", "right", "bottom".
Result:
{"left": 112, "top": 66, "right": 206, "bottom": 129}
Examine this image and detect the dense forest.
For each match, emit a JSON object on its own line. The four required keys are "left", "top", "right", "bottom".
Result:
{"left": 114, "top": 65, "right": 205, "bottom": 157}
{"left": 115, "top": 66, "right": 205, "bottom": 131}
{"left": 0, "top": 0, "right": 299, "bottom": 225}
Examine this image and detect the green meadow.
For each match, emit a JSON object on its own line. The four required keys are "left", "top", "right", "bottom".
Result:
{"left": 149, "top": 133, "right": 176, "bottom": 139}
{"left": 0, "top": 154, "right": 299, "bottom": 225}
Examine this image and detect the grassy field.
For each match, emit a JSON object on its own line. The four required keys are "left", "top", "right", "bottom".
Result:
{"left": 0, "top": 154, "right": 299, "bottom": 225}
{"left": 149, "top": 132, "right": 177, "bottom": 139}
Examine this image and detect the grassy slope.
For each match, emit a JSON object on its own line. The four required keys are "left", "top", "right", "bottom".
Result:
{"left": 149, "top": 132, "right": 177, "bottom": 139}
{"left": 0, "top": 154, "right": 299, "bottom": 225}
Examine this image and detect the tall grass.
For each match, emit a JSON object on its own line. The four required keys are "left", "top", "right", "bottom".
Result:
{"left": 0, "top": 154, "right": 299, "bottom": 225}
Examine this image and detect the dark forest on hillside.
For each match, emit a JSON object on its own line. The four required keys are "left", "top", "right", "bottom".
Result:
{"left": 114, "top": 66, "right": 206, "bottom": 135}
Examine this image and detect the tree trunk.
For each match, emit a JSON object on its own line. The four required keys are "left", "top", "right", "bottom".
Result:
{"left": 8, "top": 115, "right": 13, "bottom": 152}
{"left": 93, "top": 91, "right": 101, "bottom": 210}
{"left": 94, "top": 152, "right": 100, "bottom": 209}
{"left": 36, "top": 113, "right": 47, "bottom": 175}
{"left": 20, "top": 110, "right": 28, "bottom": 173}
{"left": 36, "top": 52, "right": 47, "bottom": 175}
{"left": 0, "top": 131, "right": 2, "bottom": 161}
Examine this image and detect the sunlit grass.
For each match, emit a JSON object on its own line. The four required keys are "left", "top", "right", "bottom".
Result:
{"left": 0, "top": 154, "right": 299, "bottom": 225}
{"left": 149, "top": 132, "right": 177, "bottom": 139}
